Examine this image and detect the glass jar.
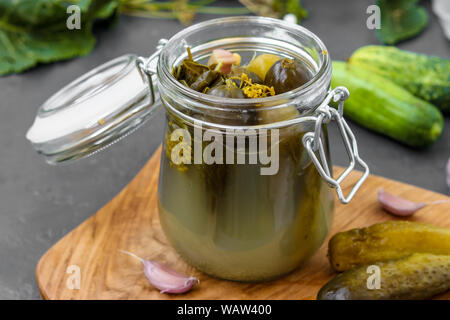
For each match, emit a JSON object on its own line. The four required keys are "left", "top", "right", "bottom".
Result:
{"left": 27, "top": 17, "right": 369, "bottom": 282}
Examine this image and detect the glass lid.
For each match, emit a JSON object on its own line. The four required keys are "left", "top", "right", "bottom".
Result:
{"left": 26, "top": 54, "right": 159, "bottom": 164}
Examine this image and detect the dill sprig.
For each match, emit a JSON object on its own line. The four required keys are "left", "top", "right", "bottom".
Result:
{"left": 119, "top": 0, "right": 251, "bottom": 25}
{"left": 238, "top": 0, "right": 307, "bottom": 21}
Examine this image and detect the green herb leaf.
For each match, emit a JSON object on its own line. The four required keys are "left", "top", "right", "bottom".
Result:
{"left": 277, "top": 0, "right": 307, "bottom": 21}
{"left": 96, "top": 0, "right": 120, "bottom": 18}
{"left": 376, "top": 0, "right": 428, "bottom": 45}
{"left": 0, "top": 0, "right": 119, "bottom": 76}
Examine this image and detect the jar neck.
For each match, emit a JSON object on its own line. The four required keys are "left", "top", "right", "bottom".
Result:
{"left": 156, "top": 16, "right": 331, "bottom": 128}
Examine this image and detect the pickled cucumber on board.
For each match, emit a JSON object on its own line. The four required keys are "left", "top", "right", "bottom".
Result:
{"left": 317, "top": 253, "right": 450, "bottom": 300}
{"left": 328, "top": 221, "right": 450, "bottom": 272}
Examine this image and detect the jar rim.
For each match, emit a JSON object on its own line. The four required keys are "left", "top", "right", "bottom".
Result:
{"left": 158, "top": 16, "right": 331, "bottom": 111}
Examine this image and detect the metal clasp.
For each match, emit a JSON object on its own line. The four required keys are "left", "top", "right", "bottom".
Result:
{"left": 302, "top": 87, "right": 369, "bottom": 204}
{"left": 135, "top": 38, "right": 168, "bottom": 106}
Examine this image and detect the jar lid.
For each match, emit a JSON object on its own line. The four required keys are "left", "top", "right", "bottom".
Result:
{"left": 26, "top": 54, "right": 159, "bottom": 164}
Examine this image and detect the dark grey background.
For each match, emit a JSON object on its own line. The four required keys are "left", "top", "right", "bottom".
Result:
{"left": 0, "top": 0, "right": 448, "bottom": 299}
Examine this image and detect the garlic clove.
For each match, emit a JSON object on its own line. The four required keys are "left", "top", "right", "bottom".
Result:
{"left": 142, "top": 260, "right": 198, "bottom": 294}
{"left": 207, "top": 49, "right": 240, "bottom": 74}
{"left": 378, "top": 188, "right": 426, "bottom": 217}
{"left": 120, "top": 250, "right": 198, "bottom": 294}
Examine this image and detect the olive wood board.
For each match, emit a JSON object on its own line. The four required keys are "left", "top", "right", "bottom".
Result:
{"left": 36, "top": 147, "right": 450, "bottom": 300}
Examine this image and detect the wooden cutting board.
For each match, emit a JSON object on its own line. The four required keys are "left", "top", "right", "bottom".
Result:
{"left": 36, "top": 147, "right": 450, "bottom": 300}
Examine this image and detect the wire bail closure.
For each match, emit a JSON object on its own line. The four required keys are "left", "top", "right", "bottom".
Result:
{"left": 302, "top": 87, "right": 369, "bottom": 204}
{"left": 135, "top": 38, "right": 168, "bottom": 107}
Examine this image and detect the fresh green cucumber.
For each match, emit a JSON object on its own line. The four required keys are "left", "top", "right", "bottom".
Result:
{"left": 331, "top": 61, "right": 444, "bottom": 148}
{"left": 349, "top": 46, "right": 450, "bottom": 114}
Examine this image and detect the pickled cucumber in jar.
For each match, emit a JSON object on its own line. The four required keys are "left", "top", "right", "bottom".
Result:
{"left": 173, "top": 48, "right": 313, "bottom": 99}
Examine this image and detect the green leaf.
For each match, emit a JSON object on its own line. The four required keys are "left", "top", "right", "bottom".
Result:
{"left": 376, "top": 0, "right": 428, "bottom": 45}
{"left": 95, "top": 0, "right": 120, "bottom": 19}
{"left": 0, "top": 0, "right": 119, "bottom": 76}
{"left": 282, "top": 0, "right": 308, "bottom": 21}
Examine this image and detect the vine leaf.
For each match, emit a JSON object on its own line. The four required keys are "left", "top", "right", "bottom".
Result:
{"left": 0, "top": 0, "right": 119, "bottom": 76}
{"left": 376, "top": 0, "right": 428, "bottom": 45}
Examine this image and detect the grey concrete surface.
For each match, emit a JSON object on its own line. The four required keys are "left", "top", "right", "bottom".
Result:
{"left": 0, "top": 0, "right": 448, "bottom": 299}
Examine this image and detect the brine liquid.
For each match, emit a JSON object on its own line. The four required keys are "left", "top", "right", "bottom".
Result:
{"left": 157, "top": 118, "right": 334, "bottom": 281}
